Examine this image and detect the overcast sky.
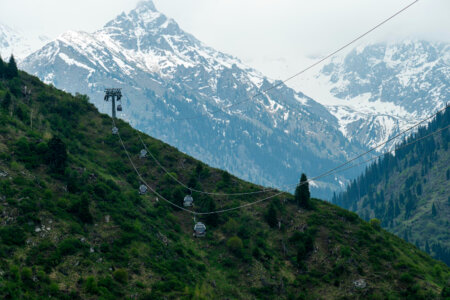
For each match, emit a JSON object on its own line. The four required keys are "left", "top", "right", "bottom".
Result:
{"left": 1, "top": 0, "right": 449, "bottom": 84}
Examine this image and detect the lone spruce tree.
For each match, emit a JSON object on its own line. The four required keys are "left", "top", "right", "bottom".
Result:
{"left": 295, "top": 173, "right": 310, "bottom": 209}
{"left": 1, "top": 92, "right": 12, "bottom": 111}
{"left": 6, "top": 55, "right": 18, "bottom": 79}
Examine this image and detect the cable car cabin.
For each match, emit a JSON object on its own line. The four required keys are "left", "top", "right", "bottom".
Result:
{"left": 112, "top": 127, "right": 119, "bottom": 135}
{"left": 117, "top": 104, "right": 122, "bottom": 112}
{"left": 183, "top": 195, "right": 194, "bottom": 207}
{"left": 194, "top": 222, "right": 206, "bottom": 237}
{"left": 140, "top": 149, "right": 148, "bottom": 158}
{"left": 139, "top": 185, "right": 148, "bottom": 195}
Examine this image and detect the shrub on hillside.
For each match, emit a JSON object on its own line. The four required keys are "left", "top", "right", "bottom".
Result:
{"left": 113, "top": 269, "right": 128, "bottom": 284}
{"left": 0, "top": 225, "right": 26, "bottom": 246}
{"left": 227, "top": 236, "right": 243, "bottom": 255}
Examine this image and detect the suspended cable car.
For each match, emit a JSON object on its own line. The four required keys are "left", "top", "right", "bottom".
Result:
{"left": 194, "top": 222, "right": 206, "bottom": 237}
{"left": 183, "top": 195, "right": 194, "bottom": 207}
{"left": 139, "top": 184, "right": 148, "bottom": 195}
{"left": 117, "top": 104, "right": 122, "bottom": 112}
{"left": 140, "top": 149, "right": 148, "bottom": 158}
{"left": 112, "top": 127, "right": 119, "bottom": 135}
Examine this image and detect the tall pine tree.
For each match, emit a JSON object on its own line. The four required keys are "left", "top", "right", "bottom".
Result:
{"left": 0, "top": 55, "right": 5, "bottom": 78}
{"left": 266, "top": 203, "right": 278, "bottom": 228}
{"left": 1, "top": 92, "right": 12, "bottom": 111}
{"left": 6, "top": 55, "right": 18, "bottom": 79}
{"left": 46, "top": 136, "right": 67, "bottom": 174}
{"left": 295, "top": 173, "right": 310, "bottom": 209}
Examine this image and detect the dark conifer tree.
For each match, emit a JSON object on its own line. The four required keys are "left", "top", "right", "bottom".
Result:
{"left": 295, "top": 173, "right": 310, "bottom": 209}
{"left": 431, "top": 202, "right": 437, "bottom": 217}
{"left": 425, "top": 240, "right": 430, "bottom": 253}
{"left": 46, "top": 136, "right": 68, "bottom": 173}
{"left": 6, "top": 55, "right": 19, "bottom": 79}
{"left": 1, "top": 92, "right": 12, "bottom": 110}
{"left": 266, "top": 203, "right": 278, "bottom": 228}
{"left": 204, "top": 197, "right": 219, "bottom": 227}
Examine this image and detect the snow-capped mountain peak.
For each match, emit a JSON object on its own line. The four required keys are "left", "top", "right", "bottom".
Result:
{"left": 20, "top": 1, "right": 363, "bottom": 199}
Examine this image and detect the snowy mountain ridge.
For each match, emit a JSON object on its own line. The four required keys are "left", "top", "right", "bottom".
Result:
{"left": 0, "top": 23, "right": 49, "bottom": 60}
{"left": 297, "top": 40, "right": 449, "bottom": 149}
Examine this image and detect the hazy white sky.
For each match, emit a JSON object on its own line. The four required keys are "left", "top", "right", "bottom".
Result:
{"left": 1, "top": 0, "right": 449, "bottom": 83}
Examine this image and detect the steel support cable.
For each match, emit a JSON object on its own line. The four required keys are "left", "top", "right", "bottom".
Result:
{"left": 135, "top": 130, "right": 273, "bottom": 196}
{"left": 113, "top": 116, "right": 449, "bottom": 215}
{"left": 299, "top": 104, "right": 449, "bottom": 189}
{"left": 176, "top": 0, "right": 419, "bottom": 121}
{"left": 330, "top": 123, "right": 450, "bottom": 176}
{"left": 129, "top": 103, "right": 448, "bottom": 197}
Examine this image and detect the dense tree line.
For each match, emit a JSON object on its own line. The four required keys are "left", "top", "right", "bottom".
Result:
{"left": 333, "top": 107, "right": 450, "bottom": 264}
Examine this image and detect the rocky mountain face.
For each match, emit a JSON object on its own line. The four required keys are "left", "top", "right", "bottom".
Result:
{"left": 20, "top": 0, "right": 364, "bottom": 198}
{"left": 298, "top": 40, "right": 449, "bottom": 150}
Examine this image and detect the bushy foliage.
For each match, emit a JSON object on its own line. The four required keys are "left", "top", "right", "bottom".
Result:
{"left": 227, "top": 236, "right": 243, "bottom": 255}
{"left": 369, "top": 218, "right": 381, "bottom": 230}
{"left": 0, "top": 225, "right": 26, "bottom": 246}
{"left": 113, "top": 269, "right": 128, "bottom": 284}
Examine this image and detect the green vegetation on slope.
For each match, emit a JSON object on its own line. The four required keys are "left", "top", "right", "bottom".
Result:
{"left": 333, "top": 107, "right": 450, "bottom": 266}
{"left": 0, "top": 58, "right": 449, "bottom": 299}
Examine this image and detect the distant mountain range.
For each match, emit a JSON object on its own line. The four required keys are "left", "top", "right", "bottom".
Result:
{"left": 1, "top": 0, "right": 448, "bottom": 198}
{"left": 298, "top": 40, "right": 449, "bottom": 150}
{"left": 15, "top": 1, "right": 365, "bottom": 198}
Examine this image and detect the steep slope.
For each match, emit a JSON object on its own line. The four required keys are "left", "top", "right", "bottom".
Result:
{"left": 297, "top": 40, "right": 449, "bottom": 150}
{"left": 19, "top": 0, "right": 365, "bottom": 198}
{"left": 333, "top": 107, "right": 450, "bottom": 265}
{"left": 0, "top": 55, "right": 449, "bottom": 299}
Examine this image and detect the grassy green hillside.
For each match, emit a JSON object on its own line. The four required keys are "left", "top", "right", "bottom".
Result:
{"left": 333, "top": 108, "right": 450, "bottom": 266}
{"left": 0, "top": 62, "right": 449, "bottom": 299}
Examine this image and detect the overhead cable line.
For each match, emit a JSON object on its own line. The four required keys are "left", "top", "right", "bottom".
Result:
{"left": 332, "top": 123, "right": 450, "bottom": 176}
{"left": 176, "top": 0, "right": 419, "bottom": 121}
{"left": 304, "top": 104, "right": 449, "bottom": 189}
{"left": 130, "top": 103, "right": 448, "bottom": 196}
{"left": 112, "top": 106, "right": 448, "bottom": 215}
{"left": 136, "top": 130, "right": 273, "bottom": 196}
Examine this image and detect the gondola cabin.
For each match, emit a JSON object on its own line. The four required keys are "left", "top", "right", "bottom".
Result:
{"left": 139, "top": 185, "right": 148, "bottom": 195}
{"left": 112, "top": 127, "right": 119, "bottom": 135}
{"left": 117, "top": 104, "right": 122, "bottom": 112}
{"left": 140, "top": 149, "right": 148, "bottom": 158}
{"left": 194, "top": 222, "right": 206, "bottom": 237}
{"left": 183, "top": 195, "right": 194, "bottom": 207}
